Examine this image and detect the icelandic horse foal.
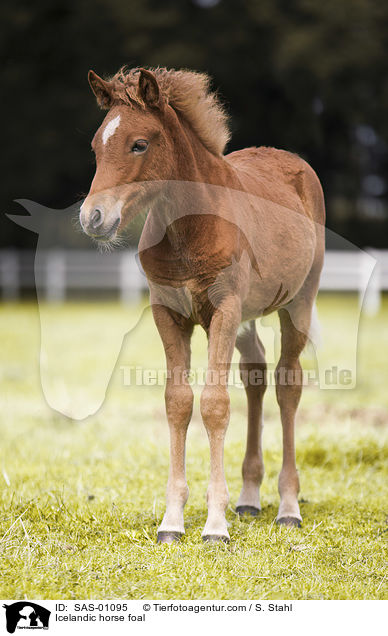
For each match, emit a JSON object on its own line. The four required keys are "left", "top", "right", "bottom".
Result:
{"left": 80, "top": 67, "right": 325, "bottom": 543}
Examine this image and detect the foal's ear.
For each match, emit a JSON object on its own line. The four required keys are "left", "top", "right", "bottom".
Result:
{"left": 88, "top": 70, "right": 114, "bottom": 109}
{"left": 138, "top": 69, "right": 164, "bottom": 109}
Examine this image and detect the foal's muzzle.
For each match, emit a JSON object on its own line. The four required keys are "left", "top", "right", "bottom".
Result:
{"left": 80, "top": 197, "right": 122, "bottom": 240}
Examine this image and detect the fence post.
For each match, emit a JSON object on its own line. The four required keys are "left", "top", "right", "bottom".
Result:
{"left": 45, "top": 250, "right": 66, "bottom": 302}
{"left": 359, "top": 248, "right": 381, "bottom": 315}
{"left": 0, "top": 250, "right": 20, "bottom": 300}
{"left": 120, "top": 251, "right": 142, "bottom": 303}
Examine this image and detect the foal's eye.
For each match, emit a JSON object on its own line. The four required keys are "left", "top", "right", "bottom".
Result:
{"left": 131, "top": 140, "right": 148, "bottom": 154}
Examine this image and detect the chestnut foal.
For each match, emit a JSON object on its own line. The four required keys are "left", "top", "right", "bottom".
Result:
{"left": 80, "top": 67, "right": 325, "bottom": 543}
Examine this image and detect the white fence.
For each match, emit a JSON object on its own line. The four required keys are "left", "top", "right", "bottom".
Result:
{"left": 0, "top": 250, "right": 144, "bottom": 303}
{"left": 0, "top": 249, "right": 387, "bottom": 312}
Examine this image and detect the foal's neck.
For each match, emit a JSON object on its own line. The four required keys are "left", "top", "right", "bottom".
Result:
{"left": 155, "top": 110, "right": 240, "bottom": 249}
{"left": 170, "top": 111, "right": 236, "bottom": 186}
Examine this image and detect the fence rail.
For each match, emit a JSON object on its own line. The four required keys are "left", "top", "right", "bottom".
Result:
{"left": 1, "top": 249, "right": 387, "bottom": 313}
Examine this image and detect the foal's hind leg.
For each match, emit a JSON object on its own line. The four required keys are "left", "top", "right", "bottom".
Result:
{"left": 235, "top": 321, "right": 267, "bottom": 516}
{"left": 275, "top": 306, "right": 308, "bottom": 527}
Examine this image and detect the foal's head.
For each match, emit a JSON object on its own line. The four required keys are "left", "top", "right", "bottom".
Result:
{"left": 80, "top": 66, "right": 230, "bottom": 243}
{"left": 80, "top": 68, "right": 175, "bottom": 242}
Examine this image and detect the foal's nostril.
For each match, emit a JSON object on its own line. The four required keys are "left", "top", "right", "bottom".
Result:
{"left": 90, "top": 208, "right": 104, "bottom": 229}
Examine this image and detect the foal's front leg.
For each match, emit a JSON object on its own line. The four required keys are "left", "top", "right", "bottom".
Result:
{"left": 200, "top": 298, "right": 241, "bottom": 542}
{"left": 152, "top": 304, "right": 194, "bottom": 544}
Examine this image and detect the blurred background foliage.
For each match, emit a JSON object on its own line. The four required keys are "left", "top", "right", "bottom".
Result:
{"left": 1, "top": 0, "right": 388, "bottom": 248}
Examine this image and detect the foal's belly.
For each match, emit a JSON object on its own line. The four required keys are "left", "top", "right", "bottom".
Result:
{"left": 240, "top": 236, "right": 316, "bottom": 320}
{"left": 239, "top": 208, "right": 317, "bottom": 319}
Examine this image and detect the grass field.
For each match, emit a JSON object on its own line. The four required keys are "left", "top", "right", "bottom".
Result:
{"left": 0, "top": 293, "right": 387, "bottom": 600}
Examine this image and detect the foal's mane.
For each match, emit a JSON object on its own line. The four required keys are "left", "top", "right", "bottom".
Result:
{"left": 106, "top": 67, "right": 230, "bottom": 156}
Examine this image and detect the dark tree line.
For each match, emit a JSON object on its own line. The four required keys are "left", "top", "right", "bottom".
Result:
{"left": 1, "top": 0, "right": 388, "bottom": 248}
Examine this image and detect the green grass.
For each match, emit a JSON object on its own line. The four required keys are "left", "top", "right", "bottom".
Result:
{"left": 0, "top": 294, "right": 387, "bottom": 599}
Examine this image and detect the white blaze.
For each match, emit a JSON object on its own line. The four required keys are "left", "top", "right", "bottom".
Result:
{"left": 102, "top": 114, "right": 121, "bottom": 145}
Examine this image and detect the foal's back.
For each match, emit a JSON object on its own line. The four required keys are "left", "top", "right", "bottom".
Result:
{"left": 225, "top": 145, "right": 325, "bottom": 226}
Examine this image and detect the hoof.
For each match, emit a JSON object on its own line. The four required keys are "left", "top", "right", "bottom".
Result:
{"left": 202, "top": 534, "right": 230, "bottom": 544}
{"left": 236, "top": 505, "right": 260, "bottom": 517}
{"left": 156, "top": 530, "right": 183, "bottom": 544}
{"left": 276, "top": 517, "right": 302, "bottom": 528}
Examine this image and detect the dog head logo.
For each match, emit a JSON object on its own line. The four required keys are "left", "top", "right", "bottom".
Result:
{"left": 2, "top": 602, "right": 50, "bottom": 633}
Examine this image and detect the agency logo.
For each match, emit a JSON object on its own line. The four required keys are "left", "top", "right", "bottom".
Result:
{"left": 2, "top": 603, "right": 50, "bottom": 633}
